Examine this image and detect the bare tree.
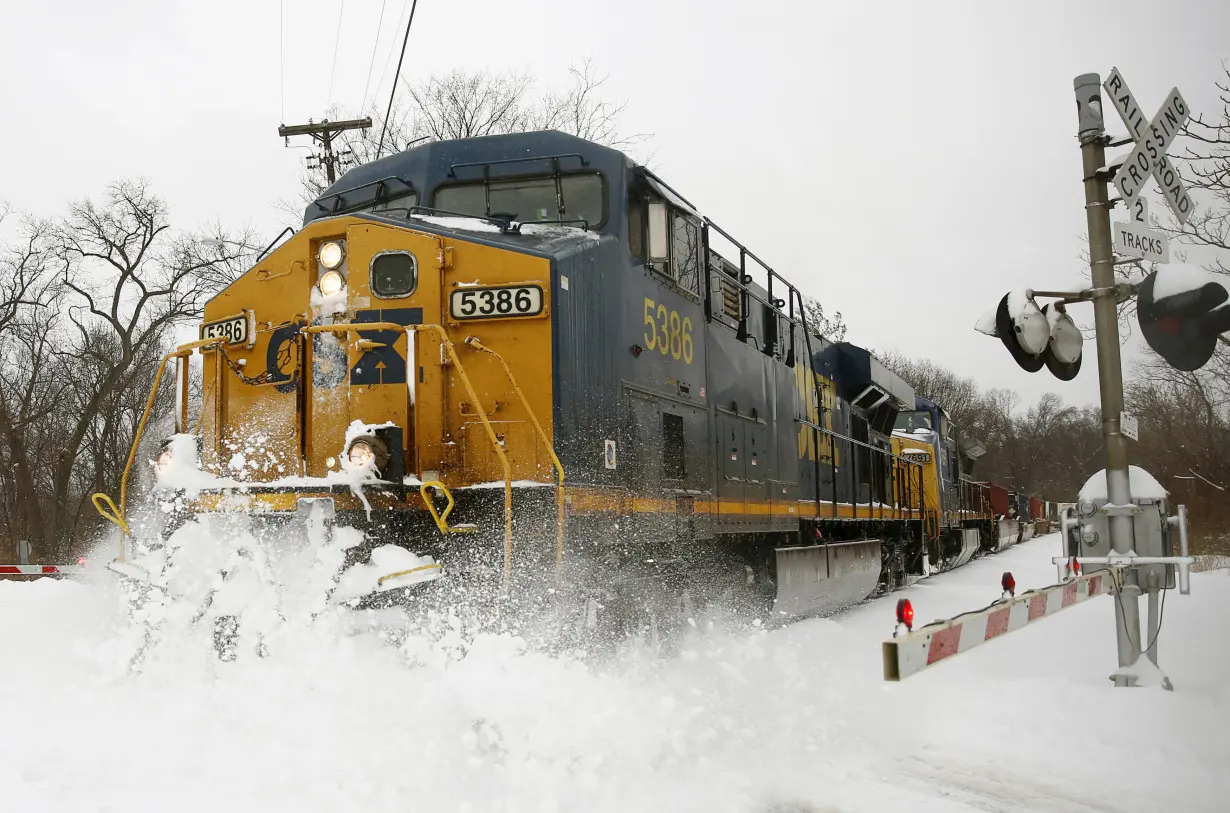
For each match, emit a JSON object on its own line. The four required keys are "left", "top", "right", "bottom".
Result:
{"left": 801, "top": 295, "right": 848, "bottom": 342}
{"left": 531, "top": 60, "right": 649, "bottom": 151}
{"left": 1171, "top": 62, "right": 1230, "bottom": 270}
{"left": 0, "top": 181, "right": 251, "bottom": 559}
{"left": 0, "top": 220, "right": 63, "bottom": 560}
{"left": 0, "top": 206, "right": 57, "bottom": 337}
{"left": 876, "top": 352, "right": 980, "bottom": 428}
{"left": 404, "top": 69, "right": 537, "bottom": 143}
{"left": 290, "top": 63, "right": 650, "bottom": 207}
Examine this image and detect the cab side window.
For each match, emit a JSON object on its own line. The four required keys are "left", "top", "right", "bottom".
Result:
{"left": 671, "top": 212, "right": 700, "bottom": 297}
{"left": 630, "top": 188, "right": 701, "bottom": 300}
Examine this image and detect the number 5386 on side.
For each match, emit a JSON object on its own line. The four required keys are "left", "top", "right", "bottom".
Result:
{"left": 642, "top": 297, "right": 694, "bottom": 364}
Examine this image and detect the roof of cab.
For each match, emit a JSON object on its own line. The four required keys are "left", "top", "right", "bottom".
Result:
{"left": 303, "top": 130, "right": 633, "bottom": 227}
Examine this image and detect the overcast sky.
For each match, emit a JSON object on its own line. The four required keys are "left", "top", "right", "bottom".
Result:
{"left": 4, "top": 0, "right": 1228, "bottom": 408}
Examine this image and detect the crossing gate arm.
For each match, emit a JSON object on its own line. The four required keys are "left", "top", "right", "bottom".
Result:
{"left": 882, "top": 570, "right": 1110, "bottom": 681}
{"left": 0, "top": 565, "right": 84, "bottom": 575}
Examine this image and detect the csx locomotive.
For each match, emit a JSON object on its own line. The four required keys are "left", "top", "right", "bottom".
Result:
{"left": 102, "top": 130, "right": 1031, "bottom": 624}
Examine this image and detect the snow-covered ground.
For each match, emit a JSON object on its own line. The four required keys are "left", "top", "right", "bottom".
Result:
{"left": 2, "top": 532, "right": 1226, "bottom": 813}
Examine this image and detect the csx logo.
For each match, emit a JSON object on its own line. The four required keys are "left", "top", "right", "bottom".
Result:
{"left": 795, "top": 364, "right": 836, "bottom": 463}
{"left": 263, "top": 308, "right": 422, "bottom": 390}
{"left": 348, "top": 307, "right": 422, "bottom": 386}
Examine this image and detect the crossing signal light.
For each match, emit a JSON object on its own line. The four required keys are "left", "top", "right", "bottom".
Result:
{"left": 1042, "top": 303, "right": 1083, "bottom": 381}
{"left": 1137, "top": 268, "right": 1230, "bottom": 371}
{"left": 895, "top": 598, "right": 914, "bottom": 632}
{"left": 988, "top": 290, "right": 1084, "bottom": 380}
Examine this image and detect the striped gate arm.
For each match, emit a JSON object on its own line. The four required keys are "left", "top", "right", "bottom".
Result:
{"left": 883, "top": 570, "right": 1110, "bottom": 681}
{"left": 0, "top": 565, "right": 84, "bottom": 575}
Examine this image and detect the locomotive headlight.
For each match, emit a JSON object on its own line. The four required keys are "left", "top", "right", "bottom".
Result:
{"left": 153, "top": 447, "right": 174, "bottom": 475}
{"left": 318, "top": 269, "right": 345, "bottom": 297}
{"left": 348, "top": 439, "right": 376, "bottom": 468}
{"left": 318, "top": 240, "right": 346, "bottom": 270}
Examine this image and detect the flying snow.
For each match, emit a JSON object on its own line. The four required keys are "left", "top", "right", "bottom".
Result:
{"left": 1, "top": 530, "right": 1226, "bottom": 812}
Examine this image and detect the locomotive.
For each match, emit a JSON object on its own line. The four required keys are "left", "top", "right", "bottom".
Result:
{"left": 98, "top": 130, "right": 1040, "bottom": 632}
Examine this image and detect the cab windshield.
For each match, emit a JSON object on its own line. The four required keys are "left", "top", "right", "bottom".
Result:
{"left": 363, "top": 191, "right": 418, "bottom": 215}
{"left": 433, "top": 173, "right": 604, "bottom": 226}
{"left": 894, "top": 410, "right": 933, "bottom": 433}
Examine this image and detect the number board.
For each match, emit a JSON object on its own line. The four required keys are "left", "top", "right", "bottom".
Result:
{"left": 199, "top": 310, "right": 254, "bottom": 347}
{"left": 449, "top": 284, "right": 545, "bottom": 321}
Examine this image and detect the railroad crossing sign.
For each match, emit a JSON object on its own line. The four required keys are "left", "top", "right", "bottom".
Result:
{"left": 1104, "top": 68, "right": 1194, "bottom": 224}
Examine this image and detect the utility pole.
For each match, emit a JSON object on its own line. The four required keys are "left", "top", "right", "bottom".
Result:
{"left": 1073, "top": 73, "right": 1142, "bottom": 685}
{"left": 278, "top": 117, "right": 373, "bottom": 185}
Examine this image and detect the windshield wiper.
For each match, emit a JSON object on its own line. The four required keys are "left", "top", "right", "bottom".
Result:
{"left": 312, "top": 176, "right": 415, "bottom": 215}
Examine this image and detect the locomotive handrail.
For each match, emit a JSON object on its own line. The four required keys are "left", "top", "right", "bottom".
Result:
{"left": 92, "top": 336, "right": 224, "bottom": 563}
{"left": 254, "top": 226, "right": 296, "bottom": 262}
{"left": 705, "top": 218, "right": 804, "bottom": 330}
{"left": 795, "top": 416, "right": 924, "bottom": 521}
{"left": 305, "top": 322, "right": 516, "bottom": 589}
{"left": 796, "top": 418, "right": 925, "bottom": 467}
{"left": 447, "top": 152, "right": 590, "bottom": 178}
{"left": 312, "top": 175, "right": 417, "bottom": 215}
{"left": 463, "top": 337, "right": 567, "bottom": 575}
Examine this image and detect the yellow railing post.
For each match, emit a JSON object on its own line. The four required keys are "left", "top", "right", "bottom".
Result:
{"left": 94, "top": 337, "right": 222, "bottom": 561}
{"left": 463, "top": 337, "right": 566, "bottom": 574}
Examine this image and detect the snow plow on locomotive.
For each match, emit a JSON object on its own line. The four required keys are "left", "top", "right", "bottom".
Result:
{"left": 92, "top": 130, "right": 1034, "bottom": 648}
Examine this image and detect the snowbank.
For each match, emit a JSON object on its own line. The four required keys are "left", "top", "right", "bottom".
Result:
{"left": 1, "top": 532, "right": 1225, "bottom": 812}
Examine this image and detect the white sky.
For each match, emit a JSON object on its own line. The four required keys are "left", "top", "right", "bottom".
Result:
{"left": 4, "top": 0, "right": 1228, "bottom": 407}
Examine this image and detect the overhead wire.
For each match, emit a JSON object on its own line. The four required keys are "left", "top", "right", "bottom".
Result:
{"left": 374, "top": 0, "right": 410, "bottom": 119}
{"left": 376, "top": 0, "right": 418, "bottom": 160}
{"left": 326, "top": 0, "right": 347, "bottom": 110}
{"left": 279, "top": 0, "right": 285, "bottom": 122}
{"left": 360, "top": 0, "right": 389, "bottom": 113}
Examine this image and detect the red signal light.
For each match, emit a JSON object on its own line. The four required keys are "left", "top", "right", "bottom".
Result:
{"left": 896, "top": 598, "right": 914, "bottom": 631}
{"left": 77, "top": 557, "right": 87, "bottom": 567}
{"left": 1001, "top": 572, "right": 1016, "bottom": 597}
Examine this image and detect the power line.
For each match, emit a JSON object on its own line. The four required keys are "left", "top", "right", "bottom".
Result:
{"left": 325, "top": 0, "right": 347, "bottom": 110}
{"left": 279, "top": 0, "right": 285, "bottom": 121}
{"left": 360, "top": 0, "right": 388, "bottom": 113}
{"left": 374, "top": 0, "right": 409, "bottom": 112}
{"left": 376, "top": 0, "right": 417, "bottom": 160}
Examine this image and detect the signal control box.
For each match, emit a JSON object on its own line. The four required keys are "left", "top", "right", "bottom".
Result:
{"left": 1069, "top": 492, "right": 1176, "bottom": 590}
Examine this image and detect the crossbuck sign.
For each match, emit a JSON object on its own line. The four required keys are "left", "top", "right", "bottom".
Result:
{"left": 1104, "top": 68, "right": 1194, "bottom": 224}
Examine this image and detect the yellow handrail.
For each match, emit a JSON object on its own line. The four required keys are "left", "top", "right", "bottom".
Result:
{"left": 376, "top": 562, "right": 443, "bottom": 587}
{"left": 417, "top": 480, "right": 478, "bottom": 535}
{"left": 93, "top": 337, "right": 222, "bottom": 561}
{"left": 305, "top": 322, "right": 515, "bottom": 589}
{"left": 420, "top": 480, "right": 457, "bottom": 534}
{"left": 464, "top": 337, "right": 566, "bottom": 574}
{"left": 90, "top": 493, "right": 132, "bottom": 561}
